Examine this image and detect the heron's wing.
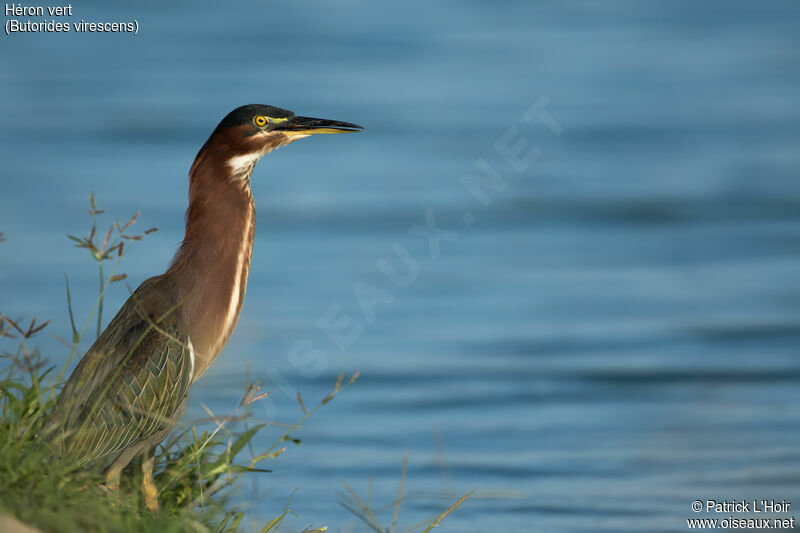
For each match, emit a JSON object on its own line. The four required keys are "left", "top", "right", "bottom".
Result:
{"left": 48, "top": 280, "right": 193, "bottom": 466}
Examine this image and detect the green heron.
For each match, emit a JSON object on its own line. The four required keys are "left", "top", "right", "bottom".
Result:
{"left": 46, "top": 104, "right": 362, "bottom": 511}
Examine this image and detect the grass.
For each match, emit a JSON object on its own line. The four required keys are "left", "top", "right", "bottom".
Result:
{"left": 340, "top": 454, "right": 473, "bottom": 533}
{"left": 0, "top": 194, "right": 471, "bottom": 532}
{"left": 0, "top": 310, "right": 356, "bottom": 533}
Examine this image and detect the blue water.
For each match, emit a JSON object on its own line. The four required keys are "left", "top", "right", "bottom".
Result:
{"left": 2, "top": 1, "right": 800, "bottom": 531}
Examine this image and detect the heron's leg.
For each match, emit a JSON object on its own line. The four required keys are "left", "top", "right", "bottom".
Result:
{"left": 142, "top": 449, "right": 159, "bottom": 512}
{"left": 105, "top": 465, "right": 122, "bottom": 491}
{"left": 103, "top": 445, "right": 139, "bottom": 493}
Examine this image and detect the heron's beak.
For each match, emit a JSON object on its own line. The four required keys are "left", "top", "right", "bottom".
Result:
{"left": 278, "top": 116, "right": 363, "bottom": 136}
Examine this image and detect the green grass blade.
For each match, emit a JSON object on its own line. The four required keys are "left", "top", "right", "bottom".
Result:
{"left": 63, "top": 274, "right": 79, "bottom": 345}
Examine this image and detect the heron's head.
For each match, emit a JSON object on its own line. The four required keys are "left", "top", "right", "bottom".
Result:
{"left": 198, "top": 104, "right": 362, "bottom": 177}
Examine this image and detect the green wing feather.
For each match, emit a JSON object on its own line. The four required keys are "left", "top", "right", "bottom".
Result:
{"left": 48, "top": 278, "right": 193, "bottom": 469}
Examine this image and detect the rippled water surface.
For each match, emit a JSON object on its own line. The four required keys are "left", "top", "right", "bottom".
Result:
{"left": 2, "top": 1, "right": 800, "bottom": 531}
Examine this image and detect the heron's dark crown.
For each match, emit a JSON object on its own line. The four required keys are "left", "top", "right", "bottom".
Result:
{"left": 212, "top": 104, "right": 294, "bottom": 135}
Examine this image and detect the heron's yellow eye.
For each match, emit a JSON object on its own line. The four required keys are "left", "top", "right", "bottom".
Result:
{"left": 254, "top": 116, "right": 268, "bottom": 127}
